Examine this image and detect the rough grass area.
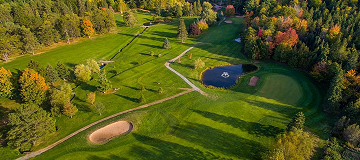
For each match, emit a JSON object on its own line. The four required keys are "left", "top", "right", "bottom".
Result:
{"left": 0, "top": 14, "right": 331, "bottom": 160}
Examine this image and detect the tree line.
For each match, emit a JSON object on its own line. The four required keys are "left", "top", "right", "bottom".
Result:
{"left": 0, "top": 0, "right": 116, "bottom": 62}
{"left": 0, "top": 59, "right": 112, "bottom": 151}
{"left": 240, "top": 0, "right": 360, "bottom": 159}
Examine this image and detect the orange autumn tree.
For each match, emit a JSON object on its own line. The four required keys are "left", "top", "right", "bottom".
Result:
{"left": 343, "top": 69, "right": 360, "bottom": 101}
{"left": 19, "top": 68, "right": 49, "bottom": 105}
{"left": 274, "top": 28, "right": 299, "bottom": 47}
{"left": 328, "top": 25, "right": 341, "bottom": 40}
{"left": 81, "top": 20, "right": 95, "bottom": 38}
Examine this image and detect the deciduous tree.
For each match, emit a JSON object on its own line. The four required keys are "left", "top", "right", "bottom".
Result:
{"left": 189, "top": 23, "right": 200, "bottom": 37}
{"left": 97, "top": 69, "right": 112, "bottom": 93}
{"left": 87, "top": 92, "right": 96, "bottom": 104}
{"left": 62, "top": 101, "right": 78, "bottom": 118}
{"left": 0, "top": 67, "right": 14, "bottom": 98}
{"left": 287, "top": 112, "right": 305, "bottom": 131}
{"left": 74, "top": 64, "right": 92, "bottom": 82}
{"left": 19, "top": 68, "right": 48, "bottom": 105}
{"left": 80, "top": 20, "right": 95, "bottom": 38}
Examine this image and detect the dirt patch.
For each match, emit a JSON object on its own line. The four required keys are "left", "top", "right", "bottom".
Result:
{"left": 89, "top": 121, "right": 132, "bottom": 144}
{"left": 249, "top": 76, "right": 260, "bottom": 86}
{"left": 224, "top": 20, "right": 233, "bottom": 24}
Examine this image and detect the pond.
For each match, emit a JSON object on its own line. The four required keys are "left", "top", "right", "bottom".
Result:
{"left": 201, "top": 64, "right": 258, "bottom": 88}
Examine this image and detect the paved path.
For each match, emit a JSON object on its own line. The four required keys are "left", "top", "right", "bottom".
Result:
{"left": 165, "top": 47, "right": 207, "bottom": 96}
{"left": 16, "top": 90, "right": 193, "bottom": 160}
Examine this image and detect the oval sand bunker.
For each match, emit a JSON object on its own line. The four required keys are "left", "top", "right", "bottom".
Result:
{"left": 89, "top": 121, "right": 132, "bottom": 144}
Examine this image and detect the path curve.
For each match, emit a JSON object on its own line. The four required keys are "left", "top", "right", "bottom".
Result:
{"left": 16, "top": 89, "right": 193, "bottom": 160}
{"left": 165, "top": 47, "right": 207, "bottom": 96}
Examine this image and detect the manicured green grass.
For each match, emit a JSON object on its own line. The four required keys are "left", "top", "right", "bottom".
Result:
{"left": 25, "top": 17, "right": 331, "bottom": 160}
{"left": 0, "top": 12, "right": 330, "bottom": 159}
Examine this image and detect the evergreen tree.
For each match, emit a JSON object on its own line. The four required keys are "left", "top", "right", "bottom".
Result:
{"left": 177, "top": 19, "right": 188, "bottom": 44}
{"left": 163, "top": 38, "right": 171, "bottom": 49}
{"left": 324, "top": 68, "right": 344, "bottom": 112}
{"left": 287, "top": 112, "right": 305, "bottom": 131}
{"left": 196, "top": 0, "right": 202, "bottom": 16}
{"left": 56, "top": 61, "right": 71, "bottom": 80}
{"left": 27, "top": 59, "right": 45, "bottom": 76}
{"left": 59, "top": 14, "right": 81, "bottom": 44}
{"left": 175, "top": 3, "right": 183, "bottom": 18}
{"left": 45, "top": 64, "right": 59, "bottom": 83}
{"left": 97, "top": 69, "right": 112, "bottom": 93}
{"left": 123, "top": 10, "right": 138, "bottom": 27}
{"left": 18, "top": 26, "right": 39, "bottom": 55}
{"left": 183, "top": 2, "right": 190, "bottom": 16}
{"left": 7, "top": 104, "right": 56, "bottom": 151}
{"left": 138, "top": 93, "right": 146, "bottom": 103}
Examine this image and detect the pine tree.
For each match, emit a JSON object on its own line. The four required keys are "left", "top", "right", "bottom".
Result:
{"left": 123, "top": 10, "right": 138, "bottom": 27}
{"left": 27, "top": 59, "right": 45, "bottom": 76}
{"left": 286, "top": 112, "right": 305, "bottom": 131}
{"left": 97, "top": 69, "right": 112, "bottom": 93}
{"left": 324, "top": 68, "right": 344, "bottom": 112}
{"left": 196, "top": 0, "right": 202, "bottom": 16}
{"left": 163, "top": 38, "right": 171, "bottom": 49}
{"left": 56, "top": 61, "right": 71, "bottom": 81}
{"left": 7, "top": 104, "right": 55, "bottom": 151}
{"left": 177, "top": 19, "right": 188, "bottom": 44}
{"left": 45, "top": 64, "right": 59, "bottom": 84}
{"left": 138, "top": 93, "right": 146, "bottom": 103}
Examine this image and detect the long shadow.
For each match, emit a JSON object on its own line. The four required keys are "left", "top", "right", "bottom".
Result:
{"left": 139, "top": 43, "right": 162, "bottom": 49}
{"left": 171, "top": 122, "right": 265, "bottom": 159}
{"left": 114, "top": 93, "right": 138, "bottom": 103}
{"left": 80, "top": 83, "right": 97, "bottom": 92}
{"left": 115, "top": 20, "right": 125, "bottom": 27}
{"left": 123, "top": 85, "right": 140, "bottom": 91}
{"left": 152, "top": 31, "right": 177, "bottom": 38}
{"left": 191, "top": 109, "right": 284, "bottom": 137}
{"left": 87, "top": 154, "right": 127, "bottom": 160}
{"left": 243, "top": 99, "right": 300, "bottom": 118}
{"left": 72, "top": 96, "right": 92, "bottom": 112}
{"left": 131, "top": 134, "right": 227, "bottom": 160}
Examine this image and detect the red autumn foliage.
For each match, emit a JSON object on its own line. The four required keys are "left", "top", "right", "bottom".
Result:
{"left": 101, "top": 7, "right": 106, "bottom": 11}
{"left": 225, "top": 5, "right": 235, "bottom": 16}
{"left": 257, "top": 28, "right": 263, "bottom": 38}
{"left": 274, "top": 28, "right": 298, "bottom": 47}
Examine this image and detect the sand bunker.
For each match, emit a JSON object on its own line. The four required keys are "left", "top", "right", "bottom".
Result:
{"left": 89, "top": 121, "right": 132, "bottom": 144}
{"left": 249, "top": 76, "right": 260, "bottom": 86}
{"left": 224, "top": 20, "right": 233, "bottom": 24}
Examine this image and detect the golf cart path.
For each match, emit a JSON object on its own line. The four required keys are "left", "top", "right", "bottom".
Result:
{"left": 17, "top": 47, "right": 206, "bottom": 160}
{"left": 16, "top": 89, "right": 193, "bottom": 160}
{"left": 165, "top": 47, "right": 207, "bottom": 96}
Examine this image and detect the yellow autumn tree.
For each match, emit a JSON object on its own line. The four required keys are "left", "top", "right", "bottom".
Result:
{"left": 0, "top": 67, "right": 14, "bottom": 97}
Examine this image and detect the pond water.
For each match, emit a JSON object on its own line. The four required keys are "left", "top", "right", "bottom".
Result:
{"left": 201, "top": 64, "right": 257, "bottom": 88}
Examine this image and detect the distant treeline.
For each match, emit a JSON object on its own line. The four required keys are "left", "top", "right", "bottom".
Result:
{"left": 0, "top": 0, "right": 117, "bottom": 62}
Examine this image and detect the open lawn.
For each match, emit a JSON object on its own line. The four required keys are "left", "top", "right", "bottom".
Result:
{"left": 0, "top": 12, "right": 330, "bottom": 160}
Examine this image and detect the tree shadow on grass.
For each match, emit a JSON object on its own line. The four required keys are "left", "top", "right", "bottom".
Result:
{"left": 243, "top": 99, "right": 300, "bottom": 118}
{"left": 87, "top": 154, "right": 127, "bottom": 160}
{"left": 114, "top": 94, "right": 138, "bottom": 103}
{"left": 131, "top": 133, "right": 227, "bottom": 160}
{"left": 72, "top": 96, "right": 92, "bottom": 112}
{"left": 123, "top": 85, "right": 140, "bottom": 91}
{"left": 191, "top": 109, "right": 284, "bottom": 137}
{"left": 139, "top": 43, "right": 162, "bottom": 49}
{"left": 80, "top": 83, "right": 97, "bottom": 92}
{"left": 171, "top": 122, "right": 265, "bottom": 159}
{"left": 116, "top": 20, "right": 126, "bottom": 27}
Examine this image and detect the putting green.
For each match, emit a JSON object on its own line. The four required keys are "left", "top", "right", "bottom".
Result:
{"left": 256, "top": 74, "right": 302, "bottom": 106}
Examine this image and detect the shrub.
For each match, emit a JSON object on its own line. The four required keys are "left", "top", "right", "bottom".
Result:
{"left": 197, "top": 20, "right": 209, "bottom": 31}
{"left": 138, "top": 93, "right": 146, "bottom": 103}
{"left": 225, "top": 5, "right": 235, "bottom": 17}
{"left": 189, "top": 23, "right": 200, "bottom": 37}
{"left": 195, "top": 58, "right": 205, "bottom": 69}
